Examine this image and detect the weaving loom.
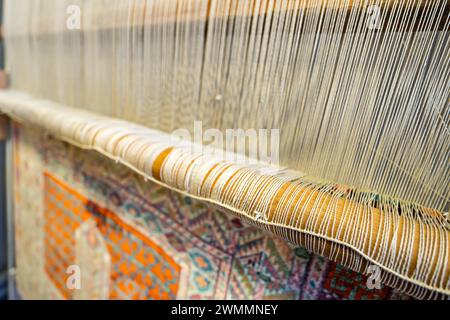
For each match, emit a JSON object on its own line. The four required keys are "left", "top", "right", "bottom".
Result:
{"left": 0, "top": 0, "right": 448, "bottom": 300}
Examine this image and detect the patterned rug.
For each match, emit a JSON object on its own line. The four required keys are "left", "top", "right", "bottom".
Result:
{"left": 12, "top": 123, "right": 410, "bottom": 300}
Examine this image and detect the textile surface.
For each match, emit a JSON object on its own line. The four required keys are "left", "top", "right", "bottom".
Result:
{"left": 12, "top": 122, "right": 410, "bottom": 300}
{"left": 2, "top": 91, "right": 447, "bottom": 298}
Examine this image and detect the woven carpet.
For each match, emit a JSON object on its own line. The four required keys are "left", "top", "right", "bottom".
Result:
{"left": 12, "top": 122, "right": 410, "bottom": 300}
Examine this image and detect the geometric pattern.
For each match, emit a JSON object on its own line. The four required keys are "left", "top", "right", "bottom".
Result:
{"left": 44, "top": 172, "right": 180, "bottom": 300}
{"left": 13, "top": 123, "right": 411, "bottom": 300}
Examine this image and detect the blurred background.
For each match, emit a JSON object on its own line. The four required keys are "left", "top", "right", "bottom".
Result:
{"left": 0, "top": 0, "right": 10, "bottom": 301}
